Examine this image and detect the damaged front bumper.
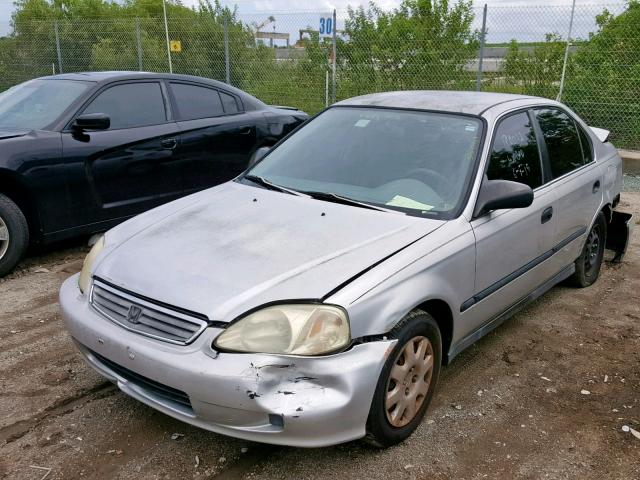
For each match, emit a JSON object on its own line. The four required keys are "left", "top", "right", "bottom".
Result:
{"left": 60, "top": 275, "right": 395, "bottom": 447}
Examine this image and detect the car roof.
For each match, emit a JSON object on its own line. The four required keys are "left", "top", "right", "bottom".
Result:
{"left": 39, "top": 71, "right": 231, "bottom": 86}
{"left": 37, "top": 71, "right": 265, "bottom": 108}
{"left": 334, "top": 90, "right": 549, "bottom": 116}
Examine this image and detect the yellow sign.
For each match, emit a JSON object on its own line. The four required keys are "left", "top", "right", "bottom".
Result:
{"left": 170, "top": 40, "right": 182, "bottom": 52}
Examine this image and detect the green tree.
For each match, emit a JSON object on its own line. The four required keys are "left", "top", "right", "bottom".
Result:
{"left": 339, "top": 0, "right": 479, "bottom": 97}
{"left": 5, "top": 0, "right": 250, "bottom": 80}
{"left": 564, "top": 0, "right": 640, "bottom": 149}
{"left": 502, "top": 33, "right": 566, "bottom": 97}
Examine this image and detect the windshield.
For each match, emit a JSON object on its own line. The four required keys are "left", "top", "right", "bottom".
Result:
{"left": 246, "top": 107, "right": 483, "bottom": 218}
{"left": 0, "top": 79, "right": 91, "bottom": 130}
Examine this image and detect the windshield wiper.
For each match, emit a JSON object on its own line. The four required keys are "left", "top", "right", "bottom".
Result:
{"left": 300, "top": 190, "right": 400, "bottom": 213}
{"left": 244, "top": 175, "right": 304, "bottom": 196}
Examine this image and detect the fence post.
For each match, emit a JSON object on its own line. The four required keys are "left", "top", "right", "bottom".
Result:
{"left": 331, "top": 9, "right": 337, "bottom": 103}
{"left": 224, "top": 17, "right": 231, "bottom": 84}
{"left": 162, "top": 0, "right": 173, "bottom": 73}
{"left": 136, "top": 18, "right": 143, "bottom": 72}
{"left": 476, "top": 4, "right": 487, "bottom": 92}
{"left": 54, "top": 20, "right": 63, "bottom": 74}
{"left": 325, "top": 69, "right": 329, "bottom": 108}
{"left": 557, "top": 0, "right": 576, "bottom": 101}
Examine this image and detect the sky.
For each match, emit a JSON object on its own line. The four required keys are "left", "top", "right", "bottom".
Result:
{"left": 0, "top": 0, "right": 629, "bottom": 41}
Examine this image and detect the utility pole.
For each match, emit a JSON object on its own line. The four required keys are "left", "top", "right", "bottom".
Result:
{"left": 224, "top": 16, "right": 230, "bottom": 84}
{"left": 136, "top": 18, "right": 143, "bottom": 71}
{"left": 557, "top": 0, "right": 576, "bottom": 101}
{"left": 162, "top": 0, "right": 173, "bottom": 73}
{"left": 54, "top": 20, "right": 63, "bottom": 74}
{"left": 331, "top": 9, "right": 337, "bottom": 103}
{"left": 476, "top": 4, "right": 487, "bottom": 92}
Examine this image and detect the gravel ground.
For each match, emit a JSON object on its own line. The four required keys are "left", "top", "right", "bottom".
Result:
{"left": 1, "top": 194, "right": 639, "bottom": 480}
{"left": 624, "top": 174, "right": 640, "bottom": 193}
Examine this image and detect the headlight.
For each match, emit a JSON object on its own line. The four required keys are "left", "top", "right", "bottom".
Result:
{"left": 78, "top": 236, "right": 105, "bottom": 294}
{"left": 214, "top": 304, "right": 350, "bottom": 355}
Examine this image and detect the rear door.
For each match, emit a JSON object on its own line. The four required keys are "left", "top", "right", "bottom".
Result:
{"left": 466, "top": 110, "right": 559, "bottom": 332}
{"left": 62, "top": 81, "right": 183, "bottom": 227}
{"left": 532, "top": 107, "right": 602, "bottom": 269}
{"left": 168, "top": 81, "right": 257, "bottom": 194}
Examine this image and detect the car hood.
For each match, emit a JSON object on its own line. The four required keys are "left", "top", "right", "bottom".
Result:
{"left": 95, "top": 182, "right": 444, "bottom": 322}
{"left": 0, "top": 129, "right": 31, "bottom": 140}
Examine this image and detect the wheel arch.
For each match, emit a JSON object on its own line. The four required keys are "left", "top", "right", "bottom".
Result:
{"left": 0, "top": 169, "right": 40, "bottom": 239}
{"left": 601, "top": 202, "right": 612, "bottom": 224}
{"left": 583, "top": 202, "right": 611, "bottom": 251}
{"left": 412, "top": 299, "right": 454, "bottom": 365}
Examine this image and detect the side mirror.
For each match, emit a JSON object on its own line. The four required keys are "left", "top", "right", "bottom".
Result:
{"left": 248, "top": 146, "right": 271, "bottom": 168}
{"left": 72, "top": 113, "right": 110, "bottom": 131}
{"left": 473, "top": 179, "right": 533, "bottom": 218}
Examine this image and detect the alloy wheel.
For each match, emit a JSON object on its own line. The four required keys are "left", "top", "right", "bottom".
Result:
{"left": 385, "top": 336, "right": 434, "bottom": 428}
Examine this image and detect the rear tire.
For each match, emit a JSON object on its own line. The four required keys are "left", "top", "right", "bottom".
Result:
{"left": 0, "top": 193, "right": 29, "bottom": 277}
{"left": 569, "top": 211, "right": 607, "bottom": 288}
{"left": 364, "top": 310, "right": 442, "bottom": 448}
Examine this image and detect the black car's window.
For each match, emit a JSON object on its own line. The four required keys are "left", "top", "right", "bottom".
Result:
{"left": 82, "top": 82, "right": 166, "bottom": 129}
{"left": 577, "top": 124, "right": 593, "bottom": 164}
{"left": 171, "top": 83, "right": 225, "bottom": 120}
{"left": 535, "top": 108, "right": 585, "bottom": 179}
{"left": 220, "top": 91, "right": 240, "bottom": 114}
{"left": 487, "top": 112, "right": 542, "bottom": 189}
{"left": 0, "top": 79, "right": 90, "bottom": 130}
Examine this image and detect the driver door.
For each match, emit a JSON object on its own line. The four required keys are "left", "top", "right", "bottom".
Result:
{"left": 466, "top": 110, "right": 558, "bottom": 333}
{"left": 61, "top": 81, "right": 183, "bottom": 229}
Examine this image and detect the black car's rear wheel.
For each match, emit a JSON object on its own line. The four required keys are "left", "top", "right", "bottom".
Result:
{"left": 365, "top": 310, "right": 441, "bottom": 447}
{"left": 569, "top": 211, "right": 607, "bottom": 288}
{"left": 0, "top": 193, "right": 29, "bottom": 277}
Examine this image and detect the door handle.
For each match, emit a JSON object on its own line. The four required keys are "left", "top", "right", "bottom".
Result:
{"left": 160, "top": 138, "right": 177, "bottom": 150}
{"left": 541, "top": 206, "right": 553, "bottom": 224}
{"left": 238, "top": 126, "right": 252, "bottom": 135}
{"left": 593, "top": 180, "right": 601, "bottom": 193}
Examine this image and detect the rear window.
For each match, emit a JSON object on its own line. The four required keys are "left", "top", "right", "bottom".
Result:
{"left": 171, "top": 83, "right": 224, "bottom": 120}
{"left": 535, "top": 108, "right": 585, "bottom": 179}
{"left": 577, "top": 124, "right": 593, "bottom": 164}
{"left": 220, "top": 91, "right": 240, "bottom": 113}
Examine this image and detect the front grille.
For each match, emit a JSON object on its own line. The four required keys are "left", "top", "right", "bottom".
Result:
{"left": 90, "top": 280, "right": 208, "bottom": 345}
{"left": 90, "top": 349, "right": 192, "bottom": 410}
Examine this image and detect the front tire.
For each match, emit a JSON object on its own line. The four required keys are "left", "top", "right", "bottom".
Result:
{"left": 0, "top": 193, "right": 29, "bottom": 277}
{"left": 569, "top": 211, "right": 607, "bottom": 288}
{"left": 365, "top": 310, "right": 442, "bottom": 448}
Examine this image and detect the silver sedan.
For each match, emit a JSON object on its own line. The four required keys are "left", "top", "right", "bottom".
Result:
{"left": 60, "top": 91, "right": 632, "bottom": 447}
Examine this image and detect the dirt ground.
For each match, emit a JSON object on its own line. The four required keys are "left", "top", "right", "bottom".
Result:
{"left": 1, "top": 194, "right": 639, "bottom": 480}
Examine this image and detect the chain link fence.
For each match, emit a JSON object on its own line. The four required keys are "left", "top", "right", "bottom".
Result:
{"left": 0, "top": 2, "right": 638, "bottom": 149}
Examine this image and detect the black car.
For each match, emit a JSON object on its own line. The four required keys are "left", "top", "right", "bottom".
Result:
{"left": 0, "top": 72, "right": 308, "bottom": 276}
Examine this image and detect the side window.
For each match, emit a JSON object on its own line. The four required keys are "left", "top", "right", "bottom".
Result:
{"left": 171, "top": 83, "right": 224, "bottom": 120}
{"left": 577, "top": 124, "right": 593, "bottom": 164}
{"left": 487, "top": 112, "right": 543, "bottom": 189}
{"left": 220, "top": 91, "right": 240, "bottom": 114}
{"left": 82, "top": 82, "right": 166, "bottom": 129}
{"left": 535, "top": 108, "right": 585, "bottom": 178}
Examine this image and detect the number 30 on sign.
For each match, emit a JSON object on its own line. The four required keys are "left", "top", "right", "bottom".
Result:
{"left": 319, "top": 16, "right": 333, "bottom": 36}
